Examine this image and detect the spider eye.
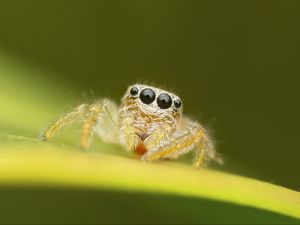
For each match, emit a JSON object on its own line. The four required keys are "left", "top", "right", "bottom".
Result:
{"left": 130, "top": 86, "right": 139, "bottom": 96}
{"left": 174, "top": 99, "right": 182, "bottom": 109}
{"left": 157, "top": 93, "right": 172, "bottom": 109}
{"left": 140, "top": 88, "right": 156, "bottom": 104}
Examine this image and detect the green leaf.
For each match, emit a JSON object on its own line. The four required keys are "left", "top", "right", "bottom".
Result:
{"left": 0, "top": 51, "right": 300, "bottom": 224}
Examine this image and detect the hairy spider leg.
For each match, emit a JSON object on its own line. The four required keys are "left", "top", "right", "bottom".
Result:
{"left": 118, "top": 104, "right": 140, "bottom": 152}
{"left": 142, "top": 121, "right": 211, "bottom": 168}
{"left": 41, "top": 99, "right": 118, "bottom": 149}
{"left": 80, "top": 102, "right": 103, "bottom": 149}
{"left": 40, "top": 104, "right": 88, "bottom": 141}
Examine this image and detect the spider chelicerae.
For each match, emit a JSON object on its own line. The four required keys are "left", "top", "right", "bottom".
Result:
{"left": 41, "top": 84, "right": 222, "bottom": 167}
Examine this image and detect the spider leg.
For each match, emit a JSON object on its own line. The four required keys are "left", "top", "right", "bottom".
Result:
{"left": 41, "top": 99, "right": 118, "bottom": 150}
{"left": 142, "top": 119, "right": 213, "bottom": 168}
{"left": 80, "top": 102, "right": 103, "bottom": 149}
{"left": 118, "top": 105, "right": 140, "bottom": 151}
{"left": 80, "top": 99, "right": 119, "bottom": 149}
{"left": 40, "top": 104, "right": 88, "bottom": 141}
{"left": 143, "top": 124, "right": 174, "bottom": 150}
{"left": 143, "top": 127, "right": 206, "bottom": 161}
{"left": 193, "top": 140, "right": 208, "bottom": 168}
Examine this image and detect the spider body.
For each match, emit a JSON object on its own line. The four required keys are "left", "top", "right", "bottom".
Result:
{"left": 41, "top": 84, "right": 221, "bottom": 167}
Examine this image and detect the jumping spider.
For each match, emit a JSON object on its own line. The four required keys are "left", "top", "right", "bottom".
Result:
{"left": 41, "top": 84, "right": 221, "bottom": 167}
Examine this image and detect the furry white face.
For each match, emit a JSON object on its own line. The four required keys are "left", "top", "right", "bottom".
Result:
{"left": 123, "top": 84, "right": 183, "bottom": 117}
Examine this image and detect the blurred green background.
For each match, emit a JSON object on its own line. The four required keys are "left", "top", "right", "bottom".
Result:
{"left": 0, "top": 0, "right": 299, "bottom": 193}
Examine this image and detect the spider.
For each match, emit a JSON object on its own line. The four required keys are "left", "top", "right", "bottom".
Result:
{"left": 41, "top": 84, "right": 222, "bottom": 167}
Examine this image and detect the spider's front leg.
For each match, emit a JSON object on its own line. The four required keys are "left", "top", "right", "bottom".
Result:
{"left": 142, "top": 119, "right": 212, "bottom": 168}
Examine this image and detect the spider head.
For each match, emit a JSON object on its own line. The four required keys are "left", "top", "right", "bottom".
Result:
{"left": 122, "top": 84, "right": 183, "bottom": 121}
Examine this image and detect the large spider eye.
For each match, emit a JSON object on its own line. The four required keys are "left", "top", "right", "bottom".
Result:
{"left": 140, "top": 88, "right": 156, "bottom": 104}
{"left": 174, "top": 99, "right": 182, "bottom": 109}
{"left": 157, "top": 93, "right": 172, "bottom": 109}
{"left": 130, "top": 86, "right": 139, "bottom": 96}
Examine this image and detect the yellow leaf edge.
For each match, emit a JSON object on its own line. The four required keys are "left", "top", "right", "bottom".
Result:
{"left": 0, "top": 143, "right": 299, "bottom": 220}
